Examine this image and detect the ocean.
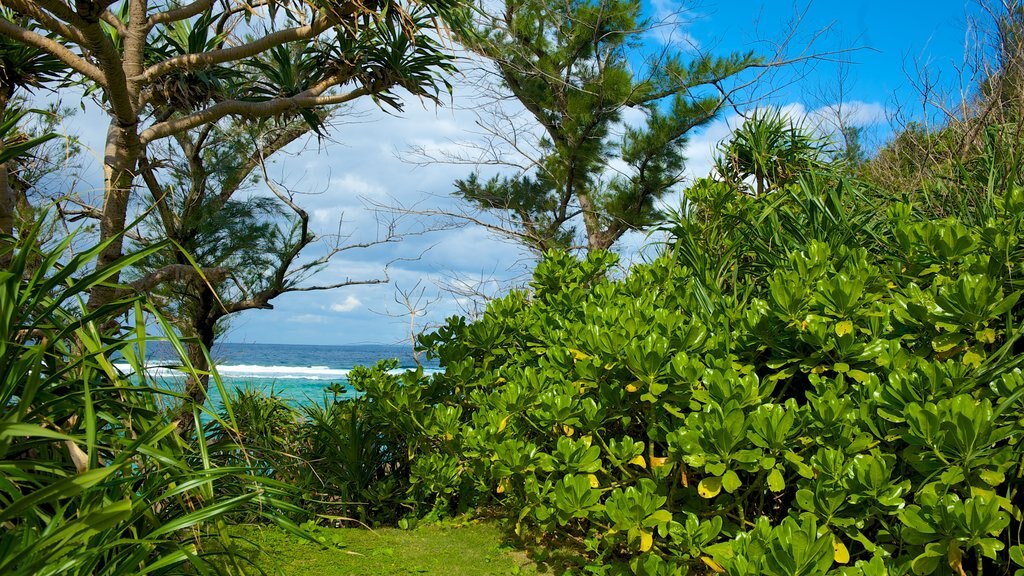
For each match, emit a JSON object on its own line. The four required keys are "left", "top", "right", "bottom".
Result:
{"left": 118, "top": 342, "right": 439, "bottom": 410}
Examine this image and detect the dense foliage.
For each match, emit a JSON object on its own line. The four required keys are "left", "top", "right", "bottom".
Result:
{"left": 0, "top": 220, "right": 305, "bottom": 575}
{"left": 345, "top": 163, "right": 1024, "bottom": 574}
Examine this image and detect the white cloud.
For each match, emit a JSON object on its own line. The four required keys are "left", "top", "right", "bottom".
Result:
{"left": 646, "top": 0, "right": 701, "bottom": 48}
{"left": 289, "top": 314, "right": 328, "bottom": 324}
{"left": 330, "top": 173, "right": 387, "bottom": 198}
{"left": 809, "top": 101, "right": 889, "bottom": 129}
{"left": 330, "top": 295, "right": 363, "bottom": 313}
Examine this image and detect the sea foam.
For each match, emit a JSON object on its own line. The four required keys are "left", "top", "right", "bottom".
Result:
{"left": 114, "top": 363, "right": 438, "bottom": 381}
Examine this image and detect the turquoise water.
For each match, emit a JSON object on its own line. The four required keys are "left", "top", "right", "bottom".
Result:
{"left": 117, "top": 343, "right": 439, "bottom": 410}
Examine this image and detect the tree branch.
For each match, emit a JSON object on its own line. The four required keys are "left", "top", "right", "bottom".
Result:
{"left": 99, "top": 9, "right": 127, "bottom": 36}
{"left": 0, "top": 19, "right": 106, "bottom": 86}
{"left": 139, "top": 80, "right": 379, "bottom": 144}
{"left": 135, "top": 15, "right": 333, "bottom": 83}
{"left": 3, "top": 0, "right": 90, "bottom": 46}
{"left": 116, "top": 263, "right": 229, "bottom": 299}
{"left": 147, "top": 0, "right": 215, "bottom": 29}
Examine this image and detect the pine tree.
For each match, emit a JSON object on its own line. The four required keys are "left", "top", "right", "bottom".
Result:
{"left": 453, "top": 0, "right": 759, "bottom": 252}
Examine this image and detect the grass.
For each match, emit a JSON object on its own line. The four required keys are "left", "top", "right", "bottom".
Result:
{"left": 227, "top": 521, "right": 572, "bottom": 575}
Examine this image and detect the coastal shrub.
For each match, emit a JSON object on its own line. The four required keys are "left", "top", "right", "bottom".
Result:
{"left": 205, "top": 373, "right": 423, "bottom": 524}
{"left": 355, "top": 175, "right": 1024, "bottom": 574}
{"left": 298, "top": 390, "right": 412, "bottom": 523}
{"left": 0, "top": 220, "right": 304, "bottom": 575}
{"left": 209, "top": 385, "right": 304, "bottom": 480}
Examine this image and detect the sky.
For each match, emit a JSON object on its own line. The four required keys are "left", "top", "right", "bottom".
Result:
{"left": 47, "top": 0, "right": 982, "bottom": 346}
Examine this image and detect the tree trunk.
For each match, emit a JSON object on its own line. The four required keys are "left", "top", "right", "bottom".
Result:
{"left": 0, "top": 161, "right": 13, "bottom": 238}
{"left": 88, "top": 124, "right": 140, "bottom": 308}
{"left": 576, "top": 190, "right": 615, "bottom": 252}
{"left": 178, "top": 285, "right": 219, "bottom": 435}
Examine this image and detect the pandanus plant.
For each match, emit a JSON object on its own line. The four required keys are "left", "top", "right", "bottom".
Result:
{"left": 0, "top": 215, "right": 308, "bottom": 574}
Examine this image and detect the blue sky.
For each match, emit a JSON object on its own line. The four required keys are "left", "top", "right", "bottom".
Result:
{"left": 51, "top": 1, "right": 980, "bottom": 346}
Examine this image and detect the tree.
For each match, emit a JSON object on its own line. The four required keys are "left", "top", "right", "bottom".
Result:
{"left": 430, "top": 0, "right": 760, "bottom": 253}
{"left": 0, "top": 0, "right": 463, "bottom": 309}
{"left": 130, "top": 118, "right": 413, "bottom": 409}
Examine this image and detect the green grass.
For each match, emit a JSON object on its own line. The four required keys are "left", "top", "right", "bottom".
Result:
{"left": 228, "top": 521, "right": 572, "bottom": 575}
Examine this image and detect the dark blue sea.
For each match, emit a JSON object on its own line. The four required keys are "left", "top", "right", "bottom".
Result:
{"left": 116, "top": 343, "right": 439, "bottom": 409}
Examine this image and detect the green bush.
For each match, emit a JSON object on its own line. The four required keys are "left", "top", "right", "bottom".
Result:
{"left": 298, "top": 386, "right": 413, "bottom": 523}
{"left": 354, "top": 176, "right": 1024, "bottom": 574}
{"left": 205, "top": 368, "right": 427, "bottom": 525}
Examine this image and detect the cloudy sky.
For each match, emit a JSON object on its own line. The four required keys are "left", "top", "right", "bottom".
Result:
{"left": 52, "top": 0, "right": 979, "bottom": 346}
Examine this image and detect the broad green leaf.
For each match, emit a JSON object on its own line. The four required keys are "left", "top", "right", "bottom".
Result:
{"left": 721, "top": 470, "right": 742, "bottom": 493}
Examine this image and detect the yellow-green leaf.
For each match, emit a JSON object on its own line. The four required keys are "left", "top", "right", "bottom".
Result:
{"left": 978, "top": 469, "right": 1005, "bottom": 486}
{"left": 639, "top": 530, "right": 653, "bottom": 552}
{"left": 721, "top": 470, "right": 742, "bottom": 493}
{"left": 629, "top": 455, "right": 647, "bottom": 469}
{"left": 569, "top": 348, "right": 592, "bottom": 360}
{"left": 962, "top": 350, "right": 984, "bottom": 368}
{"left": 948, "top": 541, "right": 964, "bottom": 575}
{"left": 767, "top": 467, "right": 785, "bottom": 492}
{"left": 701, "top": 556, "right": 725, "bottom": 573}
{"left": 833, "top": 537, "right": 850, "bottom": 564}
{"left": 848, "top": 369, "right": 871, "bottom": 383}
{"left": 698, "top": 476, "right": 722, "bottom": 498}
{"left": 835, "top": 320, "right": 854, "bottom": 336}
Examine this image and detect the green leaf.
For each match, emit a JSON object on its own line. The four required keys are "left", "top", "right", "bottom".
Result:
{"left": 721, "top": 470, "right": 742, "bottom": 493}
{"left": 932, "top": 333, "right": 964, "bottom": 353}
{"left": 767, "top": 467, "right": 786, "bottom": 492}
{"left": 646, "top": 510, "right": 672, "bottom": 525}
{"left": 978, "top": 469, "right": 1005, "bottom": 487}
{"left": 0, "top": 467, "right": 120, "bottom": 524}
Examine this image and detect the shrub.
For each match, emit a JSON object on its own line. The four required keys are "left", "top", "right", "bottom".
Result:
{"left": 355, "top": 176, "right": 1024, "bottom": 575}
